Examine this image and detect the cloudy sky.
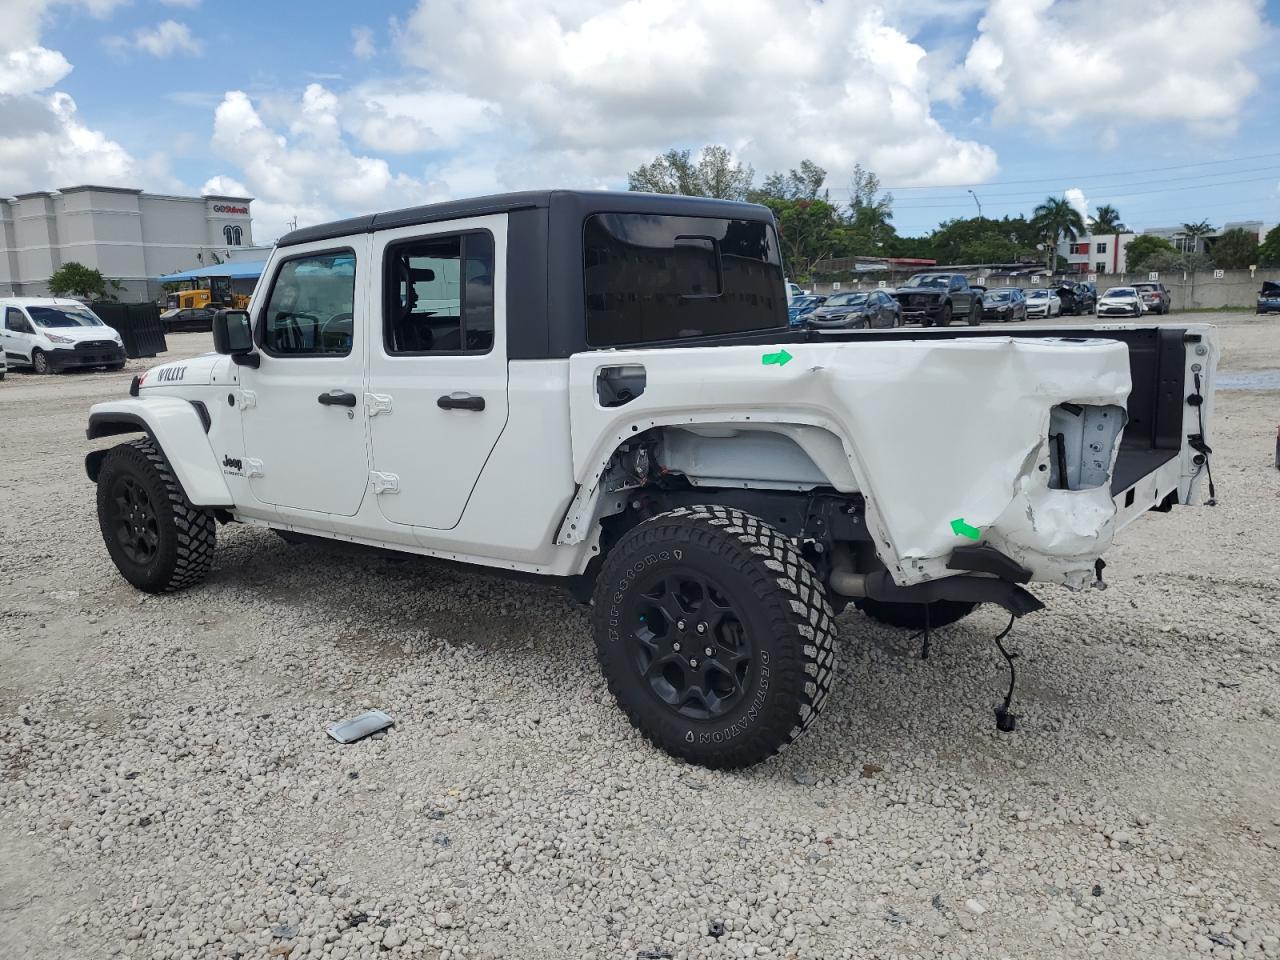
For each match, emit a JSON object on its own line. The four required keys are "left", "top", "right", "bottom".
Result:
{"left": 2, "top": 0, "right": 1277, "bottom": 240}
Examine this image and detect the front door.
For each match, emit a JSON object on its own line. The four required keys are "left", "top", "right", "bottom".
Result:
{"left": 3, "top": 307, "right": 35, "bottom": 363}
{"left": 239, "top": 239, "right": 371, "bottom": 517}
{"left": 366, "top": 214, "right": 509, "bottom": 530}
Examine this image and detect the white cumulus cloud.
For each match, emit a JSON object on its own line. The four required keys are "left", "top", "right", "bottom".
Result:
{"left": 0, "top": 45, "right": 72, "bottom": 96}
{"left": 0, "top": 1, "right": 139, "bottom": 196}
{"left": 133, "top": 20, "right": 203, "bottom": 58}
{"left": 206, "top": 86, "right": 448, "bottom": 240}
{"left": 964, "top": 0, "right": 1266, "bottom": 131}
{"left": 393, "top": 0, "right": 1000, "bottom": 189}
{"left": 351, "top": 26, "right": 375, "bottom": 60}
{"left": 1064, "top": 187, "right": 1089, "bottom": 223}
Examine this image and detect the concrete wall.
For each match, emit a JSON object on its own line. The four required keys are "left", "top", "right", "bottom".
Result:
{"left": 1094, "top": 269, "right": 1280, "bottom": 310}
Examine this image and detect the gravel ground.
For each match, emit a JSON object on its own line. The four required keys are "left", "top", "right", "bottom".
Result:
{"left": 2, "top": 314, "right": 1278, "bottom": 960}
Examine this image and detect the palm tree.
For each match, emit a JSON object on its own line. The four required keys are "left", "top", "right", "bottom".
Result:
{"left": 1032, "top": 196, "right": 1087, "bottom": 274}
{"left": 1092, "top": 205, "right": 1126, "bottom": 233}
{"left": 1178, "top": 220, "right": 1215, "bottom": 254}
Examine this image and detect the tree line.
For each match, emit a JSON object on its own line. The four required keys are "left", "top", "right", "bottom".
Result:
{"left": 627, "top": 144, "right": 1280, "bottom": 279}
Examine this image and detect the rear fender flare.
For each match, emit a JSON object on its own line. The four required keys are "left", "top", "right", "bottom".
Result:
{"left": 86, "top": 398, "right": 233, "bottom": 507}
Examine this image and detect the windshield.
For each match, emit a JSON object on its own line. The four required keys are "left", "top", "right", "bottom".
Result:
{"left": 826, "top": 293, "right": 868, "bottom": 306}
{"left": 989, "top": 290, "right": 1012, "bottom": 301}
{"left": 1104, "top": 288, "right": 1136, "bottom": 297}
{"left": 904, "top": 274, "right": 950, "bottom": 288}
{"left": 28, "top": 305, "right": 104, "bottom": 328}
{"left": 791, "top": 296, "right": 820, "bottom": 308}
{"left": 1026, "top": 289, "right": 1049, "bottom": 299}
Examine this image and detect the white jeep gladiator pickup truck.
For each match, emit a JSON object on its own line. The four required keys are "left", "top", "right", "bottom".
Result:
{"left": 85, "top": 190, "right": 1218, "bottom": 769}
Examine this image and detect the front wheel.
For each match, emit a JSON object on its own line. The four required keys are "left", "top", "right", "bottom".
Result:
{"left": 937, "top": 305, "right": 952, "bottom": 327}
{"left": 31, "top": 349, "right": 50, "bottom": 374}
{"left": 592, "top": 505, "right": 836, "bottom": 769}
{"left": 97, "top": 437, "right": 215, "bottom": 592}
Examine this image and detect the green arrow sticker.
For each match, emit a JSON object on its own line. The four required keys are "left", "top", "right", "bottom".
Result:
{"left": 950, "top": 518, "right": 981, "bottom": 540}
{"left": 762, "top": 348, "right": 793, "bottom": 367}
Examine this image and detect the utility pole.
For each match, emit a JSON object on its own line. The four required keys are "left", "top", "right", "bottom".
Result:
{"left": 967, "top": 189, "right": 982, "bottom": 220}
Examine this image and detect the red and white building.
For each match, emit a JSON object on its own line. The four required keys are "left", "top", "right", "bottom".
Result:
{"left": 1057, "top": 233, "right": 1137, "bottom": 276}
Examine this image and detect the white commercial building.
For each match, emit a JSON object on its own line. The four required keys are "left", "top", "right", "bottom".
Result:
{"left": 1144, "top": 220, "right": 1273, "bottom": 254}
{"left": 1057, "top": 233, "right": 1137, "bottom": 277}
{"left": 0, "top": 184, "right": 265, "bottom": 300}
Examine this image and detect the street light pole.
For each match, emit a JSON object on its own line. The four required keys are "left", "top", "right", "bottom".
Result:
{"left": 967, "top": 189, "right": 982, "bottom": 220}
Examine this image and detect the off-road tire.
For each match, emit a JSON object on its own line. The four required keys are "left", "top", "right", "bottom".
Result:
{"left": 31, "top": 349, "right": 49, "bottom": 374}
{"left": 854, "top": 597, "right": 977, "bottom": 630}
{"left": 96, "top": 437, "right": 215, "bottom": 593}
{"left": 937, "top": 304, "right": 952, "bottom": 327}
{"left": 592, "top": 505, "right": 836, "bottom": 769}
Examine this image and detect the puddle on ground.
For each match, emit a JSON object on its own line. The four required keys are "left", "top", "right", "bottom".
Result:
{"left": 1215, "top": 369, "right": 1280, "bottom": 391}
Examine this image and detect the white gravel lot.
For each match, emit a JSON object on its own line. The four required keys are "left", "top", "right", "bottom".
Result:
{"left": 2, "top": 313, "right": 1279, "bottom": 960}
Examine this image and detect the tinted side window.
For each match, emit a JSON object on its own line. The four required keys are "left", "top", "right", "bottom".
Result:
{"left": 261, "top": 251, "right": 356, "bottom": 356}
{"left": 384, "top": 231, "right": 494, "bottom": 354}
{"left": 584, "top": 214, "right": 784, "bottom": 346}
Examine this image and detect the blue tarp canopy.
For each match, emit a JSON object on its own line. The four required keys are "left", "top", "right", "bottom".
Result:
{"left": 157, "top": 260, "right": 267, "bottom": 282}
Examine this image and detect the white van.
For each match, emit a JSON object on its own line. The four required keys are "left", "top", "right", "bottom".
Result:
{"left": 1, "top": 298, "right": 126, "bottom": 374}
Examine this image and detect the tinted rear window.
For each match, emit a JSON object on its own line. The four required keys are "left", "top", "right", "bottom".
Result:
{"left": 584, "top": 213, "right": 785, "bottom": 346}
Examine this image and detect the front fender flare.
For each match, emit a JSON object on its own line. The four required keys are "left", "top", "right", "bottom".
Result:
{"left": 86, "top": 398, "right": 233, "bottom": 507}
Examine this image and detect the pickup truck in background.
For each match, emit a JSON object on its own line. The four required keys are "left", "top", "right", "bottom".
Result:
{"left": 84, "top": 190, "right": 1218, "bottom": 770}
{"left": 891, "top": 273, "right": 978, "bottom": 326}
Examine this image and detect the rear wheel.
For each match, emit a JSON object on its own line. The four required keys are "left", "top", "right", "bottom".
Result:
{"left": 592, "top": 505, "right": 836, "bottom": 769}
{"left": 31, "top": 349, "right": 50, "bottom": 375}
{"left": 855, "top": 597, "right": 978, "bottom": 630}
{"left": 97, "top": 437, "right": 215, "bottom": 593}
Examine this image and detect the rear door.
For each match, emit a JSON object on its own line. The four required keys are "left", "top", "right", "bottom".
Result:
{"left": 365, "top": 214, "right": 509, "bottom": 530}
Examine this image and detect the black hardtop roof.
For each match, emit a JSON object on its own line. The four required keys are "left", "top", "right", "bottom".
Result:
{"left": 277, "top": 189, "right": 775, "bottom": 248}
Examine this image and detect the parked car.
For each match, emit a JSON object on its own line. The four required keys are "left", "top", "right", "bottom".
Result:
{"left": 890, "top": 273, "right": 978, "bottom": 326}
{"left": 787, "top": 295, "right": 827, "bottom": 326}
{"left": 806, "top": 290, "right": 901, "bottom": 330}
{"left": 82, "top": 188, "right": 1219, "bottom": 769}
{"left": 786, "top": 281, "right": 809, "bottom": 300}
{"left": 160, "top": 307, "right": 217, "bottom": 332}
{"left": 1096, "top": 287, "right": 1144, "bottom": 317}
{"left": 1057, "top": 283, "right": 1096, "bottom": 316}
{"left": 981, "top": 287, "right": 1027, "bottom": 323}
{"left": 1256, "top": 281, "right": 1280, "bottom": 315}
{"left": 1, "top": 298, "right": 126, "bottom": 373}
{"left": 1023, "top": 288, "right": 1061, "bottom": 318}
{"left": 1133, "top": 281, "right": 1172, "bottom": 315}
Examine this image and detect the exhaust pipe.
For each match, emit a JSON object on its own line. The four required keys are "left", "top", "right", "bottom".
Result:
{"left": 828, "top": 550, "right": 867, "bottom": 597}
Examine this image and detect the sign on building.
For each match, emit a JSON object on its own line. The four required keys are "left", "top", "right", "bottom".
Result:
{"left": 878, "top": 280, "right": 886, "bottom": 288}
{"left": 1213, "top": 269, "right": 1225, "bottom": 279}
{"left": 1031, "top": 276, "right": 1040, "bottom": 284}
{"left": 977, "top": 276, "right": 988, "bottom": 285}
{"left": 1088, "top": 273, "right": 1097, "bottom": 282}
{"left": 1148, "top": 272, "right": 1159, "bottom": 281}
{"left": 831, "top": 282, "right": 841, "bottom": 291}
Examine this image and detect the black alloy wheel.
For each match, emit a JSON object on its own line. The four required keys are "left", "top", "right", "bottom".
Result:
{"left": 625, "top": 569, "right": 753, "bottom": 721}
{"left": 107, "top": 474, "right": 161, "bottom": 565}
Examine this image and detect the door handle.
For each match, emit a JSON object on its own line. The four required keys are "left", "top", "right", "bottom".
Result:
{"left": 317, "top": 390, "right": 357, "bottom": 407}
{"left": 437, "top": 393, "right": 485, "bottom": 411}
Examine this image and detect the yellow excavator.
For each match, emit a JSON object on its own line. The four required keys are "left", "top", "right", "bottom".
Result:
{"left": 164, "top": 276, "right": 251, "bottom": 312}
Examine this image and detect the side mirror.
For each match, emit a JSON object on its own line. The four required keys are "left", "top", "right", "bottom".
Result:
{"left": 213, "top": 309, "right": 255, "bottom": 364}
